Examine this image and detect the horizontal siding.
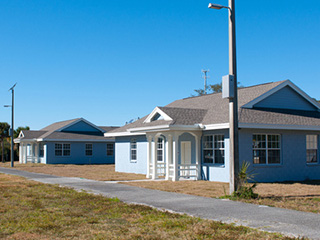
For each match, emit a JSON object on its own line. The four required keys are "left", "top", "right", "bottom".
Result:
{"left": 115, "top": 135, "right": 147, "bottom": 175}
{"left": 46, "top": 142, "right": 115, "bottom": 164}
{"left": 239, "top": 129, "right": 320, "bottom": 182}
{"left": 62, "top": 120, "right": 101, "bottom": 132}
{"left": 254, "top": 86, "right": 317, "bottom": 111}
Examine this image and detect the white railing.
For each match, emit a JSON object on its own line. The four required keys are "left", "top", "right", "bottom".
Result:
{"left": 178, "top": 164, "right": 199, "bottom": 179}
{"left": 26, "top": 156, "right": 39, "bottom": 163}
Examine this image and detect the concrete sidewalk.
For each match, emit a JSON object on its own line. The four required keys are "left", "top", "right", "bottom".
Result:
{"left": 1, "top": 167, "right": 319, "bottom": 239}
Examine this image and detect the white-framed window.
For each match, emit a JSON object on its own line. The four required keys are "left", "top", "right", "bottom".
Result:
{"left": 253, "top": 134, "right": 280, "bottom": 164}
{"left": 157, "top": 137, "right": 164, "bottom": 162}
{"left": 107, "top": 143, "right": 114, "bottom": 156}
{"left": 130, "top": 139, "right": 137, "bottom": 162}
{"left": 203, "top": 135, "right": 225, "bottom": 164}
{"left": 55, "top": 143, "right": 71, "bottom": 156}
{"left": 39, "top": 143, "right": 44, "bottom": 157}
{"left": 85, "top": 143, "right": 93, "bottom": 156}
{"left": 306, "top": 135, "right": 318, "bottom": 163}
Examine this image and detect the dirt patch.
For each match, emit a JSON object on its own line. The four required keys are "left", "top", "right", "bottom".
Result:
{"left": 0, "top": 162, "right": 146, "bottom": 181}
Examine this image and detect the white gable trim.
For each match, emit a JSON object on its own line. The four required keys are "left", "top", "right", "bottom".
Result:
{"left": 242, "top": 80, "right": 320, "bottom": 110}
{"left": 144, "top": 107, "right": 173, "bottom": 123}
{"left": 18, "top": 131, "right": 24, "bottom": 138}
{"left": 56, "top": 118, "right": 106, "bottom": 133}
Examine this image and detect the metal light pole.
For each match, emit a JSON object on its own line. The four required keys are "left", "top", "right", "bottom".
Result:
{"left": 209, "top": 1, "right": 239, "bottom": 194}
{"left": 5, "top": 83, "right": 17, "bottom": 167}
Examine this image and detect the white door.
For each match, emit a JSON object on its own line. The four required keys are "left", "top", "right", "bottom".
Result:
{"left": 181, "top": 141, "right": 191, "bottom": 165}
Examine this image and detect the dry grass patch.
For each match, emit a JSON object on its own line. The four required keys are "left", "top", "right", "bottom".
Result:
{"left": 0, "top": 162, "right": 145, "bottom": 181}
{"left": 124, "top": 180, "right": 229, "bottom": 198}
{"left": 0, "top": 173, "right": 295, "bottom": 240}
{"left": 124, "top": 180, "right": 320, "bottom": 214}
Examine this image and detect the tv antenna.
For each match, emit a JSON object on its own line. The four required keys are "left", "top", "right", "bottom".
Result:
{"left": 201, "top": 69, "right": 209, "bottom": 94}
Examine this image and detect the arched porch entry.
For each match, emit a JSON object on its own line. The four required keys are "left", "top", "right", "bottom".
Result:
{"left": 146, "top": 131, "right": 202, "bottom": 181}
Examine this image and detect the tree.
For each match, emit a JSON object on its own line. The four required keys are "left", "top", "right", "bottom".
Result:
{"left": 0, "top": 122, "right": 10, "bottom": 163}
{"left": 192, "top": 82, "right": 242, "bottom": 97}
{"left": 14, "top": 126, "right": 30, "bottom": 138}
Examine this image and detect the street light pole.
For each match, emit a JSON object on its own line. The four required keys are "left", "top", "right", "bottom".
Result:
{"left": 9, "top": 83, "right": 16, "bottom": 167}
{"left": 209, "top": 0, "right": 239, "bottom": 194}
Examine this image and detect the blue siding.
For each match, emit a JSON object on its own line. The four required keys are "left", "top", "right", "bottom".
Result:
{"left": 254, "top": 86, "right": 317, "bottom": 111}
{"left": 46, "top": 142, "right": 115, "bottom": 164}
{"left": 239, "top": 129, "right": 320, "bottom": 182}
{"left": 201, "top": 129, "right": 230, "bottom": 183}
{"left": 62, "top": 120, "right": 101, "bottom": 133}
{"left": 115, "top": 135, "right": 147, "bottom": 174}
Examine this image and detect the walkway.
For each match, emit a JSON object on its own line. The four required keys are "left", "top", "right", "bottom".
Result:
{"left": 1, "top": 167, "right": 319, "bottom": 239}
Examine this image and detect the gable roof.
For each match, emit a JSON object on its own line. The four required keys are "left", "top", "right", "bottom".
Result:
{"left": 106, "top": 80, "right": 320, "bottom": 136}
{"left": 15, "top": 118, "right": 115, "bottom": 143}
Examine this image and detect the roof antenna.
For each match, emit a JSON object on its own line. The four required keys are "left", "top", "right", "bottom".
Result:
{"left": 201, "top": 69, "right": 209, "bottom": 94}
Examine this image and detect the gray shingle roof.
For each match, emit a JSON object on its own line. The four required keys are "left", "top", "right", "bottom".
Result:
{"left": 16, "top": 118, "right": 115, "bottom": 142}
{"left": 109, "top": 80, "right": 320, "bottom": 134}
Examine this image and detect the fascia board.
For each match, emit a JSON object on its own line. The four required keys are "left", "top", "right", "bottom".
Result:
{"left": 104, "top": 132, "right": 146, "bottom": 137}
{"left": 204, "top": 123, "right": 229, "bottom": 130}
{"left": 239, "top": 123, "right": 320, "bottom": 131}
{"left": 144, "top": 107, "right": 173, "bottom": 123}
{"left": 39, "top": 138, "right": 115, "bottom": 142}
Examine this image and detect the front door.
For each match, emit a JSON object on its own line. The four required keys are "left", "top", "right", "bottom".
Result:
{"left": 180, "top": 141, "right": 191, "bottom": 177}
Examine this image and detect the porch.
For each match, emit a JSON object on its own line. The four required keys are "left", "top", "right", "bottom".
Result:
{"left": 19, "top": 142, "right": 44, "bottom": 164}
{"left": 146, "top": 131, "right": 202, "bottom": 181}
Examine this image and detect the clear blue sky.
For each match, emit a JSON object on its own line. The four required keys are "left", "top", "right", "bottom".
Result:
{"left": 1, "top": 0, "right": 319, "bottom": 129}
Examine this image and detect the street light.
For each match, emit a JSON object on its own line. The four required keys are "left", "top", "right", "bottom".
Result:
{"left": 208, "top": 1, "right": 239, "bottom": 194}
{"left": 4, "top": 83, "right": 17, "bottom": 167}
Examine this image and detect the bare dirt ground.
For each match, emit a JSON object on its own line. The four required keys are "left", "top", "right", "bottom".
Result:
{"left": 0, "top": 162, "right": 146, "bottom": 181}
{"left": 1, "top": 162, "right": 319, "bottom": 213}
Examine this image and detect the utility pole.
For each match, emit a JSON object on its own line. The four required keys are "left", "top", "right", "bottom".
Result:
{"left": 9, "top": 83, "right": 16, "bottom": 167}
{"left": 202, "top": 69, "right": 209, "bottom": 94}
{"left": 208, "top": 0, "right": 239, "bottom": 194}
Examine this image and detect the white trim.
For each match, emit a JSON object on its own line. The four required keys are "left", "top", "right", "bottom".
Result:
{"left": 36, "top": 138, "right": 114, "bottom": 142}
{"left": 56, "top": 118, "right": 107, "bottom": 133}
{"left": 18, "top": 131, "right": 24, "bottom": 138}
{"left": 203, "top": 123, "right": 229, "bottom": 130}
{"left": 239, "top": 123, "right": 320, "bottom": 131}
{"left": 242, "top": 80, "right": 320, "bottom": 110}
{"left": 104, "top": 132, "right": 146, "bottom": 137}
{"left": 144, "top": 107, "right": 173, "bottom": 123}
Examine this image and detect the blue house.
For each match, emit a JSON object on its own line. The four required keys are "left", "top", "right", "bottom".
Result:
{"left": 105, "top": 80, "right": 320, "bottom": 182}
{"left": 15, "top": 118, "right": 118, "bottom": 164}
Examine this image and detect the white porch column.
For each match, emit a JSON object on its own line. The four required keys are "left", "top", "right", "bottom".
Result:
{"left": 152, "top": 137, "right": 158, "bottom": 180}
{"left": 165, "top": 134, "right": 172, "bottom": 180}
{"left": 24, "top": 144, "right": 28, "bottom": 163}
{"left": 19, "top": 143, "right": 23, "bottom": 164}
{"left": 146, "top": 135, "right": 152, "bottom": 179}
{"left": 195, "top": 134, "right": 202, "bottom": 180}
{"left": 172, "top": 134, "right": 179, "bottom": 181}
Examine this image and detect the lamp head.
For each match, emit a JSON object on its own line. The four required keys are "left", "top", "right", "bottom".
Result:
{"left": 208, "top": 3, "right": 224, "bottom": 10}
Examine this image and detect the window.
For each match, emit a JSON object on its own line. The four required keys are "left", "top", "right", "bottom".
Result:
{"left": 107, "top": 143, "right": 114, "bottom": 156}
{"left": 203, "top": 135, "right": 225, "bottom": 164}
{"left": 130, "top": 139, "right": 137, "bottom": 162}
{"left": 157, "top": 138, "right": 164, "bottom": 162}
{"left": 253, "top": 134, "right": 280, "bottom": 164}
{"left": 306, "top": 135, "right": 318, "bottom": 163}
{"left": 85, "top": 144, "right": 93, "bottom": 156}
{"left": 39, "top": 143, "right": 44, "bottom": 157}
{"left": 55, "top": 143, "right": 70, "bottom": 156}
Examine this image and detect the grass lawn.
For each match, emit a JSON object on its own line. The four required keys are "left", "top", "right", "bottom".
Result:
{"left": 1, "top": 162, "right": 320, "bottom": 214}
{"left": 0, "top": 174, "right": 295, "bottom": 240}
{"left": 0, "top": 162, "right": 146, "bottom": 181}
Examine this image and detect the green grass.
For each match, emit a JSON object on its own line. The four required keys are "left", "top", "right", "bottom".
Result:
{"left": 0, "top": 174, "right": 297, "bottom": 239}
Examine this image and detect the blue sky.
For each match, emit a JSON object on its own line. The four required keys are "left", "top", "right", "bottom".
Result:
{"left": 1, "top": 0, "right": 319, "bottom": 129}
